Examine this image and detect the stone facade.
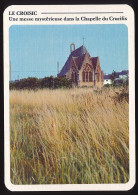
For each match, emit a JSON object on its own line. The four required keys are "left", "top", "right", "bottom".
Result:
{"left": 58, "top": 43, "right": 103, "bottom": 87}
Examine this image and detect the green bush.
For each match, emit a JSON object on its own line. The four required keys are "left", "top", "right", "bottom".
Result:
{"left": 10, "top": 76, "right": 73, "bottom": 90}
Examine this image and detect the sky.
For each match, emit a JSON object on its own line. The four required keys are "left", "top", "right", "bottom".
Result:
{"left": 9, "top": 24, "right": 128, "bottom": 81}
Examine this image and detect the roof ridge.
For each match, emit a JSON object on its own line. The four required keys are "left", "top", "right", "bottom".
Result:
{"left": 71, "top": 56, "right": 79, "bottom": 70}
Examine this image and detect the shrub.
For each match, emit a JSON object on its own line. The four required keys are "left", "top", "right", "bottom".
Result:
{"left": 10, "top": 76, "right": 73, "bottom": 90}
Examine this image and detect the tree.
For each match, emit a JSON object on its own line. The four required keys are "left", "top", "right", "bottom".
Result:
{"left": 110, "top": 70, "right": 117, "bottom": 86}
{"left": 10, "top": 77, "right": 39, "bottom": 90}
{"left": 124, "top": 75, "right": 129, "bottom": 87}
{"left": 10, "top": 76, "right": 73, "bottom": 90}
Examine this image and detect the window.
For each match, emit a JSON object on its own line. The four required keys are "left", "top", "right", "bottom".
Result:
{"left": 71, "top": 72, "right": 78, "bottom": 83}
{"left": 82, "top": 71, "right": 85, "bottom": 82}
{"left": 82, "top": 71, "right": 93, "bottom": 82}
{"left": 89, "top": 72, "right": 92, "bottom": 82}
{"left": 82, "top": 64, "right": 93, "bottom": 82}
{"left": 86, "top": 72, "right": 88, "bottom": 82}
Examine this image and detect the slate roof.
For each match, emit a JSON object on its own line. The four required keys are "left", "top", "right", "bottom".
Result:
{"left": 58, "top": 45, "right": 89, "bottom": 76}
{"left": 104, "top": 70, "right": 128, "bottom": 80}
{"left": 90, "top": 57, "right": 99, "bottom": 69}
{"left": 72, "top": 54, "right": 86, "bottom": 70}
{"left": 114, "top": 70, "right": 128, "bottom": 79}
{"left": 104, "top": 74, "right": 112, "bottom": 79}
{"left": 120, "top": 70, "right": 128, "bottom": 75}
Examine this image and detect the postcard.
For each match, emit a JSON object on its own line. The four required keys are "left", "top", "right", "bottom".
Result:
{"left": 3, "top": 4, "right": 135, "bottom": 191}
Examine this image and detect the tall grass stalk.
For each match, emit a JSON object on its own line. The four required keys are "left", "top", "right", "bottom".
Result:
{"left": 10, "top": 88, "right": 129, "bottom": 184}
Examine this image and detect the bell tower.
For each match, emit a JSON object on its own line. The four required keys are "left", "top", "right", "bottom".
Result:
{"left": 70, "top": 43, "right": 75, "bottom": 53}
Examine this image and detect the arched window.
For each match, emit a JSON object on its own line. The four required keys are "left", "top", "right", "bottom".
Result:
{"left": 82, "top": 71, "right": 85, "bottom": 82}
{"left": 71, "top": 72, "right": 78, "bottom": 82}
{"left": 89, "top": 72, "right": 92, "bottom": 82}
{"left": 82, "top": 64, "right": 94, "bottom": 82}
{"left": 86, "top": 72, "right": 88, "bottom": 82}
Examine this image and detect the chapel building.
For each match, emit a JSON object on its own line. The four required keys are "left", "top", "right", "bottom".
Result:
{"left": 58, "top": 43, "right": 103, "bottom": 87}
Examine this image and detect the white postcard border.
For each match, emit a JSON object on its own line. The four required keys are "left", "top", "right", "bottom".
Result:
{"left": 4, "top": 4, "right": 135, "bottom": 191}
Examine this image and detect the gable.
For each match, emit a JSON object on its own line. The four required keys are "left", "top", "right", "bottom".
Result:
{"left": 80, "top": 53, "right": 93, "bottom": 71}
{"left": 72, "top": 54, "right": 85, "bottom": 70}
{"left": 59, "top": 45, "right": 89, "bottom": 76}
{"left": 91, "top": 57, "right": 99, "bottom": 70}
{"left": 58, "top": 45, "right": 102, "bottom": 78}
{"left": 96, "top": 63, "right": 101, "bottom": 72}
{"left": 82, "top": 63, "right": 93, "bottom": 72}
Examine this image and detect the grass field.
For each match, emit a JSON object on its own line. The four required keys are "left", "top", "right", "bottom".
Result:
{"left": 10, "top": 87, "right": 129, "bottom": 184}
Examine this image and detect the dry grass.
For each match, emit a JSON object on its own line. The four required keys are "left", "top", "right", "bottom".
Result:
{"left": 10, "top": 87, "right": 129, "bottom": 184}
